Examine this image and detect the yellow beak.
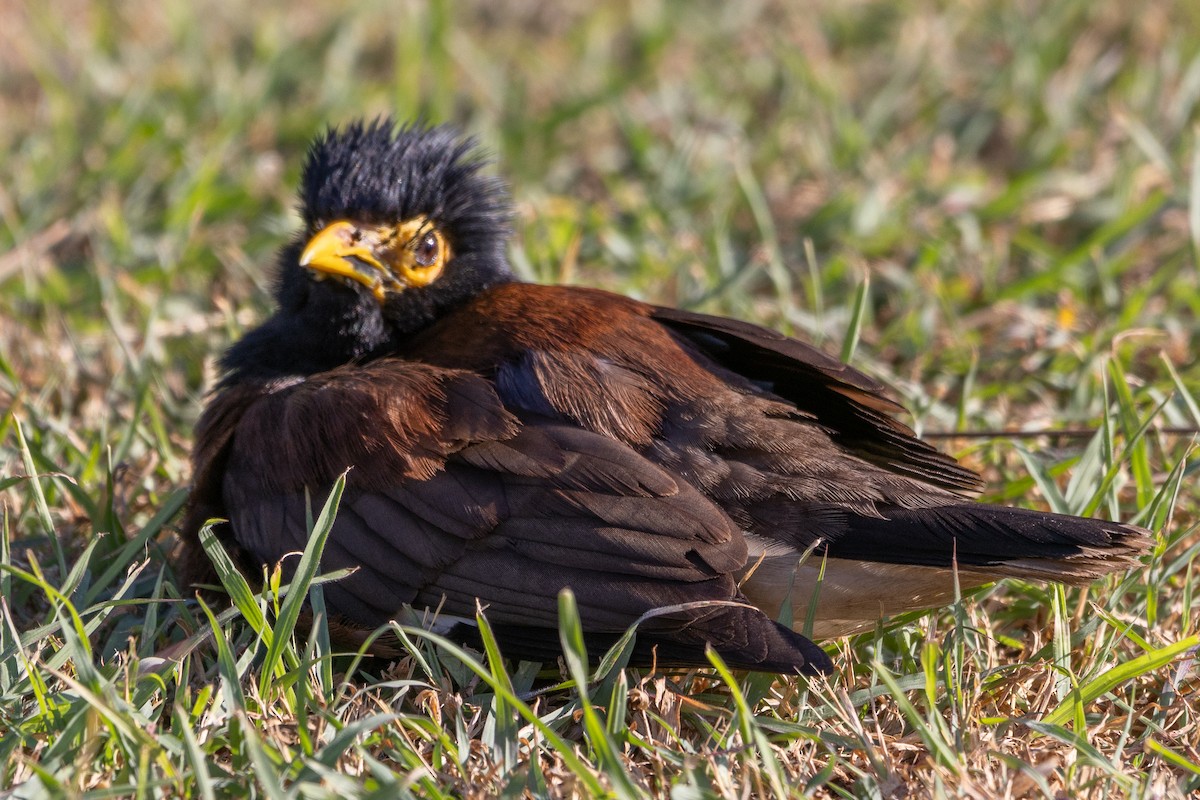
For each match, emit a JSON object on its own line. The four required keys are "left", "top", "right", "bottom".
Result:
{"left": 299, "top": 221, "right": 391, "bottom": 302}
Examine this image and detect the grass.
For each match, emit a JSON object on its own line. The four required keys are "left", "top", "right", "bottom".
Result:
{"left": 1, "top": 0, "right": 1198, "bottom": 796}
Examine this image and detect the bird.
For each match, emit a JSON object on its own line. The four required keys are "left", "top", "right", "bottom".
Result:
{"left": 179, "top": 118, "right": 1150, "bottom": 676}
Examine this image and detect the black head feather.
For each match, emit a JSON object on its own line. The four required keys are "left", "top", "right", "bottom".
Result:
{"left": 299, "top": 118, "right": 512, "bottom": 257}
{"left": 221, "top": 119, "right": 515, "bottom": 383}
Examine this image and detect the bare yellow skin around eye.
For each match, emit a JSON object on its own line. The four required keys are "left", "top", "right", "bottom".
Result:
{"left": 386, "top": 217, "right": 449, "bottom": 288}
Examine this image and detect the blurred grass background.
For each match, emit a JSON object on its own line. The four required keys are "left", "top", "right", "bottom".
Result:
{"left": 1, "top": 0, "right": 1198, "bottom": 797}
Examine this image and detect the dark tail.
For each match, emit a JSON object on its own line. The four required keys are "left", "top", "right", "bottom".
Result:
{"left": 826, "top": 503, "right": 1150, "bottom": 582}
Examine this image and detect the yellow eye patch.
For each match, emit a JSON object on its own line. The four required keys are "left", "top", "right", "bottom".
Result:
{"left": 386, "top": 217, "right": 449, "bottom": 287}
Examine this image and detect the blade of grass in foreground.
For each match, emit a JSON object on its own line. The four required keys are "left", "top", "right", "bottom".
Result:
{"left": 13, "top": 418, "right": 66, "bottom": 574}
{"left": 237, "top": 709, "right": 288, "bottom": 800}
{"left": 259, "top": 472, "right": 345, "bottom": 699}
{"left": 474, "top": 604, "right": 519, "bottom": 771}
{"left": 196, "top": 594, "right": 248, "bottom": 711}
{"left": 557, "top": 589, "right": 642, "bottom": 800}
{"left": 1041, "top": 634, "right": 1200, "bottom": 728}
{"left": 1145, "top": 738, "right": 1200, "bottom": 777}
{"left": 199, "top": 523, "right": 270, "bottom": 641}
{"left": 396, "top": 622, "right": 610, "bottom": 798}
{"left": 873, "top": 658, "right": 962, "bottom": 777}
{"left": 840, "top": 273, "right": 870, "bottom": 364}
{"left": 174, "top": 703, "right": 217, "bottom": 800}
{"left": 705, "top": 647, "right": 791, "bottom": 799}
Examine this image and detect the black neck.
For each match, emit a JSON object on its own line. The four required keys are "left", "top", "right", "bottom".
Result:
{"left": 218, "top": 286, "right": 390, "bottom": 385}
{"left": 218, "top": 263, "right": 518, "bottom": 386}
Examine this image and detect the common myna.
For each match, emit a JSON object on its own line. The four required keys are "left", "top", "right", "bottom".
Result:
{"left": 180, "top": 119, "right": 1149, "bottom": 675}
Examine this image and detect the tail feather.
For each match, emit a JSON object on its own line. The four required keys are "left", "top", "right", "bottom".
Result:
{"left": 740, "top": 504, "right": 1151, "bottom": 639}
{"left": 824, "top": 503, "right": 1150, "bottom": 582}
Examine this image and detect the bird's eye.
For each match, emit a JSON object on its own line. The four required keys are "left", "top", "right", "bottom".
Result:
{"left": 414, "top": 232, "right": 441, "bottom": 268}
{"left": 386, "top": 217, "right": 448, "bottom": 288}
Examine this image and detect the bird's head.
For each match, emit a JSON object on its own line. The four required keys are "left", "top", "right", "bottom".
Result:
{"left": 225, "top": 119, "right": 514, "bottom": 381}
{"left": 287, "top": 118, "right": 513, "bottom": 328}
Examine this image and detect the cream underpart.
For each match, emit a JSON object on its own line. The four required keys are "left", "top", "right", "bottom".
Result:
{"left": 738, "top": 534, "right": 1002, "bottom": 639}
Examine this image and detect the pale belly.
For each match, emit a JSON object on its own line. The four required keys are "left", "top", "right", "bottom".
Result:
{"left": 738, "top": 543, "right": 1001, "bottom": 639}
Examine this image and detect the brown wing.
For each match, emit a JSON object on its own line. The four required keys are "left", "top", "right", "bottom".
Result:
{"left": 406, "top": 285, "right": 971, "bottom": 546}
{"left": 183, "top": 358, "right": 830, "bottom": 674}
{"left": 401, "top": 284, "right": 1145, "bottom": 581}
{"left": 649, "top": 305, "right": 983, "bottom": 495}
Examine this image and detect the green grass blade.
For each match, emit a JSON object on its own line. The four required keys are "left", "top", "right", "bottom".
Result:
{"left": 557, "top": 589, "right": 642, "bottom": 800}
{"left": 173, "top": 704, "right": 217, "bottom": 800}
{"left": 1042, "top": 635, "right": 1200, "bottom": 728}
{"left": 198, "top": 522, "right": 270, "bottom": 642}
{"left": 840, "top": 273, "right": 870, "bottom": 363}
{"left": 259, "top": 471, "right": 346, "bottom": 699}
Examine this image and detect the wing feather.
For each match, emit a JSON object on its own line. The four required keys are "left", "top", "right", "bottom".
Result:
{"left": 193, "top": 358, "right": 828, "bottom": 673}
